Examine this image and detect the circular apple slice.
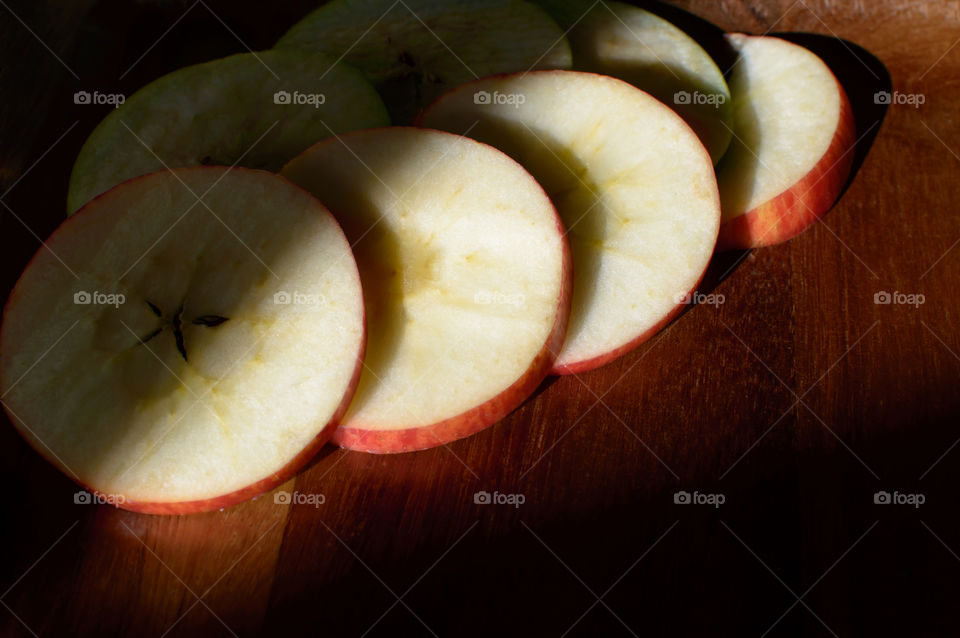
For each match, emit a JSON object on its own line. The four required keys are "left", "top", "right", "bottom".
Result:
{"left": 715, "top": 34, "right": 856, "bottom": 249}
{"left": 67, "top": 50, "right": 389, "bottom": 213}
{"left": 1, "top": 168, "right": 365, "bottom": 513}
{"left": 282, "top": 127, "right": 571, "bottom": 453}
{"left": 275, "top": 0, "right": 572, "bottom": 121}
{"left": 421, "top": 71, "right": 720, "bottom": 374}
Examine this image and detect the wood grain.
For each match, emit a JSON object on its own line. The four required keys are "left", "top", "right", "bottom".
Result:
{"left": 1, "top": 0, "right": 959, "bottom": 635}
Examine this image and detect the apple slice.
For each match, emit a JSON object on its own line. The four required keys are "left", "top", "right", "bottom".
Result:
{"left": 715, "top": 34, "right": 856, "bottom": 250}
{"left": 275, "top": 0, "right": 572, "bottom": 121}
{"left": 559, "top": 1, "right": 733, "bottom": 164}
{"left": 1, "top": 167, "right": 365, "bottom": 513}
{"left": 282, "top": 127, "right": 571, "bottom": 453}
{"left": 67, "top": 50, "right": 389, "bottom": 213}
{"left": 421, "top": 71, "right": 720, "bottom": 374}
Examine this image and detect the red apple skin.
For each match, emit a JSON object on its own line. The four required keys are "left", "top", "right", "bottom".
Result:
{"left": 716, "top": 75, "right": 856, "bottom": 251}
{"left": 331, "top": 209, "right": 574, "bottom": 454}
{"left": 0, "top": 167, "right": 366, "bottom": 515}
{"left": 550, "top": 262, "right": 711, "bottom": 376}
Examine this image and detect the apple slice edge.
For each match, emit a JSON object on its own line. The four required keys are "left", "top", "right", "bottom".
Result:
{"left": 716, "top": 34, "right": 858, "bottom": 251}
{"left": 1, "top": 167, "right": 368, "bottom": 514}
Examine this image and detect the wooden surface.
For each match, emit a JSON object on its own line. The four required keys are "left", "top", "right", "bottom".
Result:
{"left": 1, "top": 0, "right": 959, "bottom": 635}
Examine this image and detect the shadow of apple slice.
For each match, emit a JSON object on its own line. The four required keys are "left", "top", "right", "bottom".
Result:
{"left": 275, "top": 0, "right": 573, "bottom": 123}
{"left": 66, "top": 49, "right": 389, "bottom": 214}
{"left": 537, "top": 0, "right": 734, "bottom": 163}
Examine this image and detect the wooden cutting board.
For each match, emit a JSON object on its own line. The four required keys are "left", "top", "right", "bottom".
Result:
{"left": 1, "top": 0, "right": 958, "bottom": 635}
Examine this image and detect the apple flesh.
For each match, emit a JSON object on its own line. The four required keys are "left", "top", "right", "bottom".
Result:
{"left": 67, "top": 50, "right": 389, "bottom": 214}
{"left": 283, "top": 127, "right": 571, "bottom": 453}
{"left": 275, "top": 0, "right": 572, "bottom": 122}
{"left": 421, "top": 71, "right": 720, "bottom": 374}
{"left": 544, "top": 0, "right": 733, "bottom": 163}
{"left": 716, "top": 34, "right": 856, "bottom": 250}
{"left": 1, "top": 167, "right": 366, "bottom": 513}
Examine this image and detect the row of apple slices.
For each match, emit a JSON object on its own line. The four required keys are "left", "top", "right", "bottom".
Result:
{"left": 2, "top": 40, "right": 856, "bottom": 515}
{"left": 65, "top": 1, "right": 855, "bottom": 252}
{"left": 2, "top": 126, "right": 565, "bottom": 514}
{"left": 271, "top": 0, "right": 855, "bottom": 248}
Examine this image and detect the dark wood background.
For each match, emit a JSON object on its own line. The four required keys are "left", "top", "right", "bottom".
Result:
{"left": 1, "top": 0, "right": 958, "bottom": 635}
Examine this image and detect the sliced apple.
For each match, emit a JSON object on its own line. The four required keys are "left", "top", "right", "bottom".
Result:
{"left": 275, "top": 0, "right": 572, "bottom": 121}
{"left": 1, "top": 167, "right": 365, "bottom": 513}
{"left": 67, "top": 50, "right": 389, "bottom": 213}
{"left": 282, "top": 127, "right": 570, "bottom": 453}
{"left": 715, "top": 34, "right": 856, "bottom": 250}
{"left": 561, "top": 1, "right": 733, "bottom": 163}
{"left": 421, "top": 71, "right": 720, "bottom": 374}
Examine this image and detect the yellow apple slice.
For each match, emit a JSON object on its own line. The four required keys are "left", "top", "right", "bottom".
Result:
{"left": 421, "top": 71, "right": 720, "bottom": 374}
{"left": 716, "top": 34, "right": 856, "bottom": 249}
{"left": 283, "top": 127, "right": 571, "bottom": 452}
{"left": 1, "top": 168, "right": 365, "bottom": 513}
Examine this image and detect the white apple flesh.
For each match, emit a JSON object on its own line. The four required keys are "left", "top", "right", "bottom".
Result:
{"left": 67, "top": 50, "right": 390, "bottom": 213}
{"left": 1, "top": 168, "right": 366, "bottom": 513}
{"left": 283, "top": 127, "right": 571, "bottom": 453}
{"left": 421, "top": 71, "right": 720, "bottom": 374}
{"left": 716, "top": 34, "right": 856, "bottom": 249}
